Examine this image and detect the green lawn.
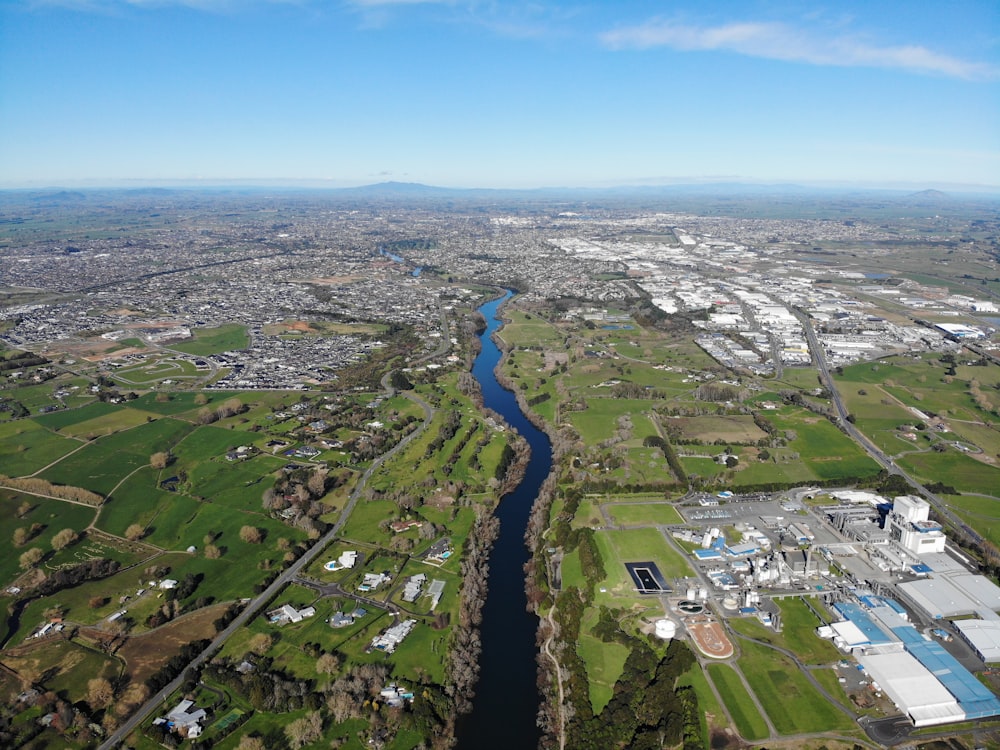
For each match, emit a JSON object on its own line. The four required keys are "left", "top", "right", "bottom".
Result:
{"left": 736, "top": 637, "right": 854, "bottom": 734}
{"left": 604, "top": 501, "right": 684, "bottom": 526}
{"left": 169, "top": 324, "right": 249, "bottom": 356}
{"left": 0, "top": 419, "right": 82, "bottom": 476}
{"left": 577, "top": 622, "right": 630, "bottom": 713}
{"left": 40, "top": 417, "right": 194, "bottom": 496}
{"left": 32, "top": 400, "right": 121, "bottom": 430}
{"left": 706, "top": 663, "right": 769, "bottom": 741}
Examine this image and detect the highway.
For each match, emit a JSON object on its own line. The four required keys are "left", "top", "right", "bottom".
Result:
{"left": 794, "top": 310, "right": 982, "bottom": 546}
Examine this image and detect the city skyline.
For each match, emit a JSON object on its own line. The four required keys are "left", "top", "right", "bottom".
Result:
{"left": 1, "top": 0, "right": 998, "bottom": 189}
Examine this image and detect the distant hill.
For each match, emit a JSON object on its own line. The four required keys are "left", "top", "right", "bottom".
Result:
{"left": 902, "top": 189, "right": 952, "bottom": 203}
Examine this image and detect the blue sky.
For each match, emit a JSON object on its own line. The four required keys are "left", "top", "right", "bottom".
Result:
{"left": 1, "top": 0, "right": 998, "bottom": 189}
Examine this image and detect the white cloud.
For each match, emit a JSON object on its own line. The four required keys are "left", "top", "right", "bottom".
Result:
{"left": 600, "top": 20, "right": 999, "bottom": 81}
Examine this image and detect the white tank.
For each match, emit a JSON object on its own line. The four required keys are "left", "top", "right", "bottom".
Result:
{"left": 722, "top": 596, "right": 739, "bottom": 611}
{"left": 654, "top": 619, "right": 677, "bottom": 640}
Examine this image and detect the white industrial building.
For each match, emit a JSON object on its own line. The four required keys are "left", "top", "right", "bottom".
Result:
{"left": 887, "top": 496, "right": 946, "bottom": 556}
{"left": 954, "top": 620, "right": 1000, "bottom": 663}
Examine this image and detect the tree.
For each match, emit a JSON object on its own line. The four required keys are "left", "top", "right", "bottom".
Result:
{"left": 284, "top": 711, "right": 323, "bottom": 749}
{"left": 89, "top": 596, "right": 108, "bottom": 609}
{"left": 125, "top": 524, "right": 145, "bottom": 541}
{"left": 87, "top": 677, "right": 114, "bottom": 709}
{"left": 240, "top": 525, "right": 263, "bottom": 544}
{"left": 19, "top": 547, "right": 43, "bottom": 569}
{"left": 194, "top": 393, "right": 209, "bottom": 405}
{"left": 12, "top": 527, "right": 28, "bottom": 547}
{"left": 237, "top": 737, "right": 267, "bottom": 750}
{"left": 204, "top": 544, "right": 222, "bottom": 559}
{"left": 316, "top": 652, "right": 341, "bottom": 676}
{"left": 51, "top": 528, "right": 78, "bottom": 551}
{"left": 150, "top": 451, "right": 170, "bottom": 470}
{"left": 16, "top": 500, "right": 31, "bottom": 518}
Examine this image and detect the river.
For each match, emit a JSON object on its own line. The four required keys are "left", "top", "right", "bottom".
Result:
{"left": 455, "top": 290, "right": 551, "bottom": 749}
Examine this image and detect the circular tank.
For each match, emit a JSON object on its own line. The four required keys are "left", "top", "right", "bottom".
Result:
{"left": 654, "top": 619, "right": 677, "bottom": 640}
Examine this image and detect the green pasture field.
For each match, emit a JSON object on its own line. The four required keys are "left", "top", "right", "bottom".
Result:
{"left": 559, "top": 548, "right": 586, "bottom": 594}
{"left": 0, "top": 419, "right": 82, "bottom": 476}
{"left": 947, "top": 500, "right": 1000, "bottom": 549}
{"left": 40, "top": 417, "right": 194, "bottom": 496}
{"left": 677, "top": 662, "right": 728, "bottom": 748}
{"left": 172, "top": 423, "right": 261, "bottom": 462}
{"left": 604, "top": 500, "right": 684, "bottom": 526}
{"left": 388, "top": 616, "right": 449, "bottom": 685}
{"left": 184, "top": 454, "right": 284, "bottom": 511}
{"left": 680, "top": 456, "right": 727, "bottom": 479}
{"left": 896, "top": 450, "right": 1000, "bottom": 497}
{"left": 671, "top": 415, "right": 769, "bottom": 444}
{"left": 758, "top": 406, "right": 880, "bottom": 480}
{"left": 812, "top": 667, "right": 857, "bottom": 714}
{"left": 569, "top": 397, "right": 657, "bottom": 444}
{"left": 169, "top": 323, "right": 249, "bottom": 356}
{"left": 496, "top": 310, "right": 566, "bottom": 349}
{"left": 2, "top": 379, "right": 91, "bottom": 418}
{"left": 57, "top": 406, "right": 163, "bottom": 439}
{"left": 602, "top": 444, "right": 676, "bottom": 486}
{"left": 0, "top": 491, "right": 98, "bottom": 588}
{"left": 736, "top": 637, "right": 853, "bottom": 734}
{"left": 727, "top": 598, "right": 840, "bottom": 665}
{"left": 0, "top": 639, "right": 120, "bottom": 703}
{"left": 340, "top": 498, "right": 397, "bottom": 543}
{"left": 129, "top": 390, "right": 243, "bottom": 415}
{"left": 571, "top": 497, "right": 603, "bottom": 529}
{"left": 577, "top": 609, "right": 630, "bottom": 712}
{"left": 32, "top": 400, "right": 121, "bottom": 430}
{"left": 729, "top": 459, "right": 815, "bottom": 486}
{"left": 706, "top": 663, "right": 769, "bottom": 741}
{"left": 838, "top": 385, "right": 915, "bottom": 422}
{"left": 775, "top": 368, "right": 825, "bottom": 391}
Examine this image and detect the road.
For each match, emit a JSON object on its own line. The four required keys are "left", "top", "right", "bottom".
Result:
{"left": 794, "top": 310, "right": 981, "bottom": 545}
{"left": 98, "top": 377, "right": 436, "bottom": 749}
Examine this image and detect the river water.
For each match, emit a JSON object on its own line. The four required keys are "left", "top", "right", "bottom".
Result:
{"left": 455, "top": 291, "right": 551, "bottom": 749}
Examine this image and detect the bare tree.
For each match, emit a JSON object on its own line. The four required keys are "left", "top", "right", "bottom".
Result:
{"left": 239, "top": 525, "right": 263, "bottom": 544}
{"left": 19, "top": 547, "right": 43, "bottom": 569}
{"left": 124, "top": 524, "right": 145, "bottom": 541}
{"left": 150, "top": 451, "right": 170, "bottom": 470}
{"left": 51, "top": 528, "right": 78, "bottom": 551}
{"left": 87, "top": 678, "right": 114, "bottom": 709}
{"left": 284, "top": 711, "right": 323, "bottom": 749}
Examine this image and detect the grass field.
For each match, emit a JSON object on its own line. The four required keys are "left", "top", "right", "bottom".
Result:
{"left": 727, "top": 598, "right": 840, "bottom": 665}
{"left": 706, "top": 663, "right": 769, "bottom": 741}
{"left": 577, "top": 611, "right": 630, "bottom": 713}
{"left": 592, "top": 527, "right": 694, "bottom": 603}
{"left": 0, "top": 419, "right": 82, "bottom": 476}
{"left": 604, "top": 500, "right": 684, "bottom": 526}
{"left": 0, "top": 639, "right": 121, "bottom": 703}
{"left": 32, "top": 400, "right": 122, "bottom": 430}
{"left": 57, "top": 406, "right": 163, "bottom": 439}
{"left": 169, "top": 324, "right": 249, "bottom": 355}
{"left": 896, "top": 450, "right": 1000, "bottom": 497}
{"left": 40, "top": 417, "right": 194, "bottom": 496}
{"left": 676, "top": 663, "right": 729, "bottom": 749}
{"left": 0, "top": 491, "right": 99, "bottom": 589}
{"left": 736, "top": 637, "right": 854, "bottom": 734}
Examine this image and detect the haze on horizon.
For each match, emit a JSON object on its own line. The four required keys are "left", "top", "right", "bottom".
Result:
{"left": 0, "top": 0, "right": 998, "bottom": 190}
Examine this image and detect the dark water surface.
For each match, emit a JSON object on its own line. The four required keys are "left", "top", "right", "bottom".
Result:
{"left": 455, "top": 291, "right": 551, "bottom": 750}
